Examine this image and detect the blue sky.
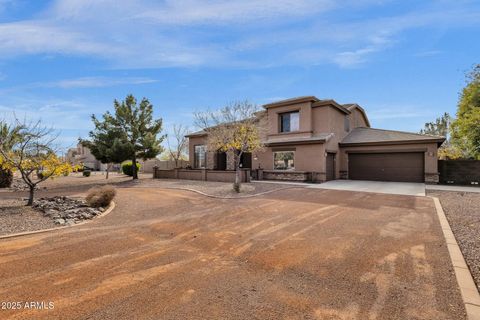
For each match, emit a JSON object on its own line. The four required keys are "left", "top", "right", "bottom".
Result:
{"left": 0, "top": 0, "right": 479, "bottom": 152}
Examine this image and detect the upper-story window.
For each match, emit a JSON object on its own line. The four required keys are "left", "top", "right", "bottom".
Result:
{"left": 279, "top": 111, "right": 299, "bottom": 133}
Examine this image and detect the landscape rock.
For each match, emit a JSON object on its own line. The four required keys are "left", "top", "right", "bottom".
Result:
{"left": 32, "top": 196, "right": 104, "bottom": 226}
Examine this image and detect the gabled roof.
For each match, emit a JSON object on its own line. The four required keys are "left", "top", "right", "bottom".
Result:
{"left": 340, "top": 127, "right": 445, "bottom": 146}
{"left": 343, "top": 103, "right": 371, "bottom": 127}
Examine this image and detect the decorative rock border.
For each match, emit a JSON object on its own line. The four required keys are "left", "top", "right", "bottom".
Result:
{"left": 0, "top": 201, "right": 116, "bottom": 240}
{"left": 431, "top": 196, "right": 480, "bottom": 320}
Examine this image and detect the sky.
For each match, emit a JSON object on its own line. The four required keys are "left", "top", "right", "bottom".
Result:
{"left": 0, "top": 0, "right": 479, "bottom": 152}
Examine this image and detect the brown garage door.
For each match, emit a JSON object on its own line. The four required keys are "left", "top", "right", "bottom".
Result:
{"left": 348, "top": 152, "right": 424, "bottom": 182}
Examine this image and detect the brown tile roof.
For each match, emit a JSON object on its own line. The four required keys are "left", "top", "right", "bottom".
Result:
{"left": 263, "top": 96, "right": 319, "bottom": 108}
{"left": 265, "top": 133, "right": 333, "bottom": 146}
{"left": 185, "top": 130, "right": 207, "bottom": 138}
{"left": 340, "top": 127, "right": 445, "bottom": 146}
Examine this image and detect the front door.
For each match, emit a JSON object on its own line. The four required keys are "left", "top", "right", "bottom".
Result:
{"left": 326, "top": 153, "right": 336, "bottom": 181}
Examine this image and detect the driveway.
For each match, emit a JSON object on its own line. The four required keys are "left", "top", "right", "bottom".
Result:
{"left": 0, "top": 188, "right": 464, "bottom": 319}
{"left": 311, "top": 180, "right": 426, "bottom": 196}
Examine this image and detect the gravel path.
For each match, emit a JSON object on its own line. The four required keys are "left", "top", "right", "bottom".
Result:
{"left": 428, "top": 190, "right": 480, "bottom": 292}
{"left": 126, "top": 178, "right": 300, "bottom": 197}
{"left": 0, "top": 199, "right": 56, "bottom": 236}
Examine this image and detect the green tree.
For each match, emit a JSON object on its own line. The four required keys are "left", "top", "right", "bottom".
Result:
{"left": 419, "top": 112, "right": 462, "bottom": 159}
{"left": 451, "top": 64, "right": 480, "bottom": 159}
{"left": 80, "top": 114, "right": 132, "bottom": 179}
{"left": 420, "top": 112, "right": 451, "bottom": 137}
{"left": 91, "top": 94, "right": 165, "bottom": 179}
{"left": 0, "top": 122, "right": 22, "bottom": 187}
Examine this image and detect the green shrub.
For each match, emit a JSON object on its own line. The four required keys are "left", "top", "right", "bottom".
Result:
{"left": 0, "top": 168, "right": 13, "bottom": 188}
{"left": 122, "top": 161, "right": 141, "bottom": 176}
{"left": 83, "top": 170, "right": 91, "bottom": 177}
{"left": 86, "top": 185, "right": 116, "bottom": 208}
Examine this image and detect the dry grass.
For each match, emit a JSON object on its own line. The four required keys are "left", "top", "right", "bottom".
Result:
{"left": 86, "top": 185, "right": 117, "bottom": 208}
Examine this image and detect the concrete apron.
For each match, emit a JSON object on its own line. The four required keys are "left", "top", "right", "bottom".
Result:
{"left": 308, "top": 180, "right": 426, "bottom": 196}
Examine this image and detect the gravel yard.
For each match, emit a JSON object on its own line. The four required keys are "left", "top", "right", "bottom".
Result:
{"left": 0, "top": 199, "right": 56, "bottom": 236}
{"left": 428, "top": 189, "right": 480, "bottom": 292}
{"left": 129, "top": 178, "right": 300, "bottom": 197}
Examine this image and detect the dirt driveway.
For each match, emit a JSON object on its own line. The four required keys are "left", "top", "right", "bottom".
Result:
{"left": 0, "top": 188, "right": 465, "bottom": 319}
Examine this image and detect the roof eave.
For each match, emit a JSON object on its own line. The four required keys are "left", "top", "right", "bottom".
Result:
{"left": 339, "top": 138, "right": 446, "bottom": 147}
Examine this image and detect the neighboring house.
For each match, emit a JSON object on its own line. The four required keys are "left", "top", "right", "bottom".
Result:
{"left": 186, "top": 96, "right": 445, "bottom": 183}
{"left": 66, "top": 143, "right": 114, "bottom": 171}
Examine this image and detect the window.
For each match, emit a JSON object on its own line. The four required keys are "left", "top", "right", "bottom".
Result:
{"left": 274, "top": 151, "right": 295, "bottom": 170}
{"left": 280, "top": 111, "right": 299, "bottom": 132}
{"left": 194, "top": 145, "right": 206, "bottom": 168}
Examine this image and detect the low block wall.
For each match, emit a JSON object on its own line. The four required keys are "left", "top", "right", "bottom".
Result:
{"left": 438, "top": 160, "right": 480, "bottom": 185}
{"left": 153, "top": 168, "right": 250, "bottom": 183}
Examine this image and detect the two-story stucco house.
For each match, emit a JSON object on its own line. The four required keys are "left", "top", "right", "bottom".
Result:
{"left": 186, "top": 96, "right": 445, "bottom": 183}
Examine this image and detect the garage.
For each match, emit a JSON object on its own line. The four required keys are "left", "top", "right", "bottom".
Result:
{"left": 348, "top": 152, "right": 425, "bottom": 182}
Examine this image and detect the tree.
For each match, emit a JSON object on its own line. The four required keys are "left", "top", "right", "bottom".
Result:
{"left": 451, "top": 64, "right": 480, "bottom": 159}
{"left": 194, "top": 101, "right": 265, "bottom": 192}
{"left": 166, "top": 124, "right": 189, "bottom": 168}
{"left": 0, "top": 118, "right": 71, "bottom": 205}
{"left": 90, "top": 94, "right": 165, "bottom": 179}
{"left": 0, "top": 122, "right": 22, "bottom": 187}
{"left": 80, "top": 114, "right": 132, "bottom": 179}
{"left": 420, "top": 112, "right": 451, "bottom": 137}
{"left": 419, "top": 112, "right": 462, "bottom": 159}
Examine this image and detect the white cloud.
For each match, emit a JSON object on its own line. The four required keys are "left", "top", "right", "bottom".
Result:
{"left": 0, "top": 0, "right": 478, "bottom": 68}
{"left": 42, "top": 76, "right": 158, "bottom": 89}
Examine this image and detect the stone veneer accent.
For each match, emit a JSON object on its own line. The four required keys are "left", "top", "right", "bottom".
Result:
{"left": 425, "top": 172, "right": 440, "bottom": 184}
{"left": 262, "top": 170, "right": 312, "bottom": 182}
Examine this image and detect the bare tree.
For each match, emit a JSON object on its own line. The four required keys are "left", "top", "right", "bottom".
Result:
{"left": 0, "top": 118, "right": 69, "bottom": 205}
{"left": 166, "top": 124, "right": 189, "bottom": 168}
{"left": 194, "top": 100, "right": 266, "bottom": 192}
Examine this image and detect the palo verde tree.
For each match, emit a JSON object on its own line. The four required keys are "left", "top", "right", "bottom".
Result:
{"left": 91, "top": 94, "right": 165, "bottom": 179}
{"left": 451, "top": 64, "right": 480, "bottom": 159}
{"left": 0, "top": 118, "right": 72, "bottom": 205}
{"left": 194, "top": 100, "right": 265, "bottom": 192}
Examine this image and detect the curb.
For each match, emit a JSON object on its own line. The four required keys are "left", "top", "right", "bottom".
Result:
{"left": 431, "top": 196, "right": 480, "bottom": 320}
{"left": 131, "top": 185, "right": 306, "bottom": 199}
{"left": 0, "top": 201, "right": 116, "bottom": 240}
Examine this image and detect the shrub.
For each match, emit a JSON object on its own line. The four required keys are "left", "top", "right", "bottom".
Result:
{"left": 86, "top": 185, "right": 116, "bottom": 208}
{"left": 83, "top": 170, "right": 91, "bottom": 177}
{"left": 122, "top": 161, "right": 141, "bottom": 176}
{"left": 0, "top": 168, "right": 13, "bottom": 188}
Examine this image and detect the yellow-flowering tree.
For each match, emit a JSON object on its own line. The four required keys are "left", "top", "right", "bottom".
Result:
{"left": 194, "top": 101, "right": 266, "bottom": 192}
{"left": 0, "top": 119, "right": 70, "bottom": 205}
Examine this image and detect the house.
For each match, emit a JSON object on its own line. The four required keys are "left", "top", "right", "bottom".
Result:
{"left": 186, "top": 96, "right": 445, "bottom": 183}
{"left": 66, "top": 143, "right": 112, "bottom": 171}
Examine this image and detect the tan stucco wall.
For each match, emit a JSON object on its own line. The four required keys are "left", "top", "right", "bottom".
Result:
{"left": 253, "top": 143, "right": 325, "bottom": 173}
{"left": 350, "top": 108, "right": 369, "bottom": 128}
{"left": 266, "top": 102, "right": 313, "bottom": 136}
{"left": 339, "top": 142, "right": 440, "bottom": 176}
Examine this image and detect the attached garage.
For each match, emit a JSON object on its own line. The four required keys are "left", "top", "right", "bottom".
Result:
{"left": 348, "top": 152, "right": 425, "bottom": 183}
